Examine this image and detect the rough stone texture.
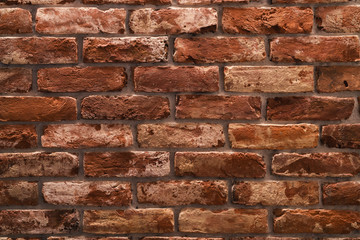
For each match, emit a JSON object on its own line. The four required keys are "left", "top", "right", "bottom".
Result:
{"left": 316, "top": 6, "right": 360, "bottom": 33}
{"left": 0, "top": 125, "right": 37, "bottom": 149}
{"left": 225, "top": 66, "right": 313, "bottom": 93}
{"left": 176, "top": 95, "right": 260, "bottom": 120}
{"left": 0, "top": 37, "right": 77, "bottom": 64}
{"left": 0, "top": 97, "right": 76, "bottom": 122}
{"left": 43, "top": 181, "right": 131, "bottom": 206}
{"left": 42, "top": 124, "right": 133, "bottom": 148}
{"left": 174, "top": 37, "right": 266, "bottom": 63}
{"left": 270, "top": 36, "right": 360, "bottom": 62}
{"left": 228, "top": 124, "right": 319, "bottom": 149}
{"left": 317, "top": 66, "right": 360, "bottom": 92}
{"left": 175, "top": 152, "right": 265, "bottom": 178}
{"left": 273, "top": 0, "right": 350, "bottom": 2}
{"left": 130, "top": 8, "right": 217, "bottom": 34}
{"left": 142, "top": 238, "right": 224, "bottom": 240}
{"left": 179, "top": 208, "right": 268, "bottom": 233}
{"left": 267, "top": 96, "right": 354, "bottom": 121}
{"left": 83, "top": 37, "right": 168, "bottom": 63}
{"left": 0, "top": 68, "right": 32, "bottom": 93}
{"left": 232, "top": 238, "right": 313, "bottom": 240}
{"left": 0, "top": 210, "right": 79, "bottom": 234}
{"left": 83, "top": 209, "right": 174, "bottom": 234}
{"left": 272, "top": 152, "right": 360, "bottom": 177}
{"left": 0, "top": 8, "right": 32, "bottom": 34}
{"left": 322, "top": 124, "right": 360, "bottom": 149}
{"left": 137, "top": 180, "right": 228, "bottom": 205}
{"left": 223, "top": 7, "right": 313, "bottom": 34}
{"left": 323, "top": 182, "right": 360, "bottom": 205}
{"left": 0, "top": 181, "right": 38, "bottom": 206}
{"left": 38, "top": 67, "right": 127, "bottom": 92}
{"left": 233, "top": 181, "right": 319, "bottom": 206}
{"left": 1, "top": 0, "right": 74, "bottom": 4}
{"left": 273, "top": 209, "right": 360, "bottom": 234}
{"left": 0, "top": 152, "right": 78, "bottom": 177}
{"left": 137, "top": 123, "right": 225, "bottom": 148}
{"left": 84, "top": 152, "right": 170, "bottom": 177}
{"left": 49, "top": 238, "right": 129, "bottom": 240}
{"left": 81, "top": 96, "right": 170, "bottom": 120}
{"left": 36, "top": 8, "right": 126, "bottom": 34}
{"left": 82, "top": 0, "right": 171, "bottom": 4}
{"left": 178, "top": 0, "right": 250, "bottom": 4}
{"left": 134, "top": 66, "right": 219, "bottom": 92}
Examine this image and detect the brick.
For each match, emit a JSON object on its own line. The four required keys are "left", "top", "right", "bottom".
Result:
{"left": 317, "top": 6, "right": 360, "bottom": 33}
{"left": 322, "top": 124, "right": 360, "bottom": 149}
{"left": 0, "top": 37, "right": 77, "bottom": 64}
{"left": 267, "top": 96, "right": 354, "bottom": 121}
{"left": 0, "top": 9, "right": 32, "bottom": 34}
{"left": 0, "top": 97, "right": 76, "bottom": 122}
{"left": 130, "top": 8, "right": 217, "bottom": 34}
{"left": 0, "top": 238, "right": 41, "bottom": 240}
{"left": 81, "top": 95, "right": 170, "bottom": 120}
{"left": 319, "top": 238, "right": 360, "bottom": 240}
{"left": 137, "top": 123, "right": 225, "bottom": 148}
{"left": 42, "top": 124, "right": 133, "bottom": 148}
{"left": 0, "top": 210, "right": 79, "bottom": 234}
{"left": 0, "top": 152, "right": 78, "bottom": 177}
{"left": 1, "top": 0, "right": 74, "bottom": 4}
{"left": 142, "top": 238, "right": 223, "bottom": 240}
{"left": 84, "top": 152, "right": 169, "bottom": 177}
{"left": 232, "top": 238, "right": 313, "bottom": 240}
{"left": 0, "top": 68, "right": 32, "bottom": 93}
{"left": 223, "top": 7, "right": 312, "bottom": 34}
{"left": 174, "top": 37, "right": 266, "bottom": 63}
{"left": 178, "top": 0, "right": 250, "bottom": 4}
{"left": 323, "top": 182, "right": 360, "bottom": 205}
{"left": 0, "top": 125, "right": 37, "bottom": 149}
{"left": 229, "top": 124, "right": 319, "bottom": 149}
{"left": 179, "top": 208, "right": 268, "bottom": 233}
{"left": 273, "top": 0, "right": 350, "bottom": 3}
{"left": 43, "top": 181, "right": 131, "bottom": 206}
{"left": 233, "top": 181, "right": 319, "bottom": 206}
{"left": 176, "top": 95, "right": 261, "bottom": 120}
{"left": 49, "top": 238, "right": 129, "bottom": 240}
{"left": 0, "top": 181, "right": 38, "bottom": 206}
{"left": 270, "top": 36, "right": 360, "bottom": 62}
{"left": 38, "top": 67, "right": 126, "bottom": 92}
{"left": 317, "top": 66, "right": 360, "bottom": 92}
{"left": 175, "top": 152, "right": 265, "bottom": 178}
{"left": 83, "top": 37, "right": 168, "bottom": 63}
{"left": 273, "top": 209, "right": 360, "bottom": 234}
{"left": 272, "top": 152, "right": 360, "bottom": 177}
{"left": 82, "top": 0, "right": 171, "bottom": 4}
{"left": 84, "top": 209, "right": 174, "bottom": 234}
{"left": 134, "top": 66, "right": 219, "bottom": 92}
{"left": 137, "top": 180, "right": 227, "bottom": 205}
{"left": 36, "top": 8, "right": 126, "bottom": 34}
{"left": 224, "top": 66, "right": 313, "bottom": 93}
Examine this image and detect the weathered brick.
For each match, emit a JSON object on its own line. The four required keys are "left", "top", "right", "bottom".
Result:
{"left": 0, "top": 210, "right": 79, "bottom": 234}
{"left": 49, "top": 238, "right": 129, "bottom": 240}
{"left": 0, "top": 37, "right": 77, "bottom": 64}
{"left": 43, "top": 181, "right": 131, "bottom": 206}
{"left": 82, "top": 0, "right": 171, "bottom": 4}
{"left": 81, "top": 96, "right": 170, "bottom": 120}
{"left": 0, "top": 9, "right": 32, "bottom": 34}
{"left": 0, "top": 125, "right": 37, "bottom": 149}
{"left": 317, "top": 66, "right": 360, "bottom": 92}
{"left": 322, "top": 124, "right": 360, "bottom": 149}
{"left": 142, "top": 238, "right": 223, "bottom": 240}
{"left": 223, "top": 7, "right": 312, "bottom": 34}
{"left": 42, "top": 124, "right": 133, "bottom": 148}
{"left": 134, "top": 66, "right": 219, "bottom": 92}
{"left": 130, "top": 8, "right": 217, "bottom": 34}
{"left": 137, "top": 123, "right": 225, "bottom": 148}
{"left": 0, "top": 68, "right": 32, "bottom": 93}
{"left": 229, "top": 124, "right": 319, "bottom": 149}
{"left": 270, "top": 36, "right": 360, "bottom": 62}
{"left": 38, "top": 67, "right": 126, "bottom": 92}
{"left": 273, "top": 152, "right": 360, "bottom": 177}
{"left": 84, "top": 209, "right": 174, "bottom": 234}
{"left": 232, "top": 238, "right": 313, "bottom": 240}
{"left": 179, "top": 208, "right": 268, "bottom": 233}
{"left": 273, "top": 209, "right": 360, "bottom": 234}
{"left": 137, "top": 180, "right": 227, "bottom": 205}
{"left": 233, "top": 181, "right": 319, "bottom": 206}
{"left": 0, "top": 181, "right": 38, "bottom": 206}
{"left": 174, "top": 37, "right": 266, "bottom": 63}
{"left": 0, "top": 97, "right": 76, "bottom": 122}
{"left": 0, "top": 152, "right": 78, "bottom": 177}
{"left": 273, "top": 0, "right": 350, "bottom": 3}
{"left": 178, "top": 0, "right": 250, "bottom": 4}
{"left": 267, "top": 96, "right": 354, "bottom": 121}
{"left": 84, "top": 152, "right": 169, "bottom": 177}
{"left": 323, "top": 182, "right": 360, "bottom": 205}
{"left": 1, "top": 0, "right": 74, "bottom": 4}
{"left": 175, "top": 152, "right": 265, "bottom": 178}
{"left": 83, "top": 37, "right": 168, "bottom": 63}
{"left": 224, "top": 66, "right": 313, "bottom": 93}
{"left": 317, "top": 6, "right": 360, "bottom": 33}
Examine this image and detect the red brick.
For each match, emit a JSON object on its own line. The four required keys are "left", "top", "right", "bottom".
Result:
{"left": 0, "top": 68, "right": 32, "bottom": 93}
{"left": 0, "top": 125, "right": 37, "bottom": 149}
{"left": 0, "top": 181, "right": 38, "bottom": 205}
{"left": 316, "top": 6, "right": 360, "bottom": 33}
{"left": 322, "top": 124, "right": 360, "bottom": 149}
{"left": 0, "top": 8, "right": 32, "bottom": 34}
{"left": 323, "top": 181, "right": 360, "bottom": 205}
{"left": 178, "top": 0, "right": 250, "bottom": 4}
{"left": 142, "top": 238, "right": 223, "bottom": 240}
{"left": 317, "top": 66, "right": 360, "bottom": 92}
{"left": 1, "top": 0, "right": 74, "bottom": 4}
{"left": 82, "top": 0, "right": 170, "bottom": 4}
{"left": 49, "top": 238, "right": 129, "bottom": 240}
{"left": 273, "top": 0, "right": 350, "bottom": 2}
{"left": 232, "top": 237, "right": 313, "bottom": 240}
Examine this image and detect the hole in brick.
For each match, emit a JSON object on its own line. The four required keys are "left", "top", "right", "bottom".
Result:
{"left": 344, "top": 81, "right": 349, "bottom": 87}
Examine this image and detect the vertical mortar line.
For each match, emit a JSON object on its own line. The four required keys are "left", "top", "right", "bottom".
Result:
{"left": 77, "top": 36, "right": 84, "bottom": 64}
{"left": 173, "top": 206, "right": 181, "bottom": 233}
{"left": 219, "top": 65, "right": 225, "bottom": 94}
{"left": 126, "top": 9, "right": 131, "bottom": 35}
{"left": 32, "top": 67, "right": 39, "bottom": 93}
{"left": 217, "top": 2, "right": 223, "bottom": 35}
{"left": 264, "top": 150, "right": 274, "bottom": 235}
